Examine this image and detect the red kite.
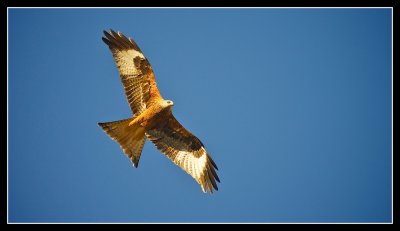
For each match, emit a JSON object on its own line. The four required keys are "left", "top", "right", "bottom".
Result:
{"left": 99, "top": 30, "right": 220, "bottom": 193}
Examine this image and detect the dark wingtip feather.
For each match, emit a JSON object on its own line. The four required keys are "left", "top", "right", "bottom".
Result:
{"left": 101, "top": 37, "right": 111, "bottom": 46}
{"left": 109, "top": 29, "right": 120, "bottom": 40}
{"left": 103, "top": 30, "right": 116, "bottom": 42}
{"left": 209, "top": 174, "right": 218, "bottom": 191}
{"left": 207, "top": 165, "right": 218, "bottom": 191}
{"left": 208, "top": 156, "right": 218, "bottom": 170}
{"left": 214, "top": 174, "right": 220, "bottom": 183}
{"left": 103, "top": 30, "right": 112, "bottom": 38}
{"left": 118, "top": 31, "right": 135, "bottom": 49}
{"left": 103, "top": 29, "right": 133, "bottom": 50}
{"left": 110, "top": 29, "right": 117, "bottom": 35}
{"left": 209, "top": 163, "right": 220, "bottom": 183}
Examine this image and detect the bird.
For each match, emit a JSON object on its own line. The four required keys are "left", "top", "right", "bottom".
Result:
{"left": 98, "top": 29, "right": 220, "bottom": 194}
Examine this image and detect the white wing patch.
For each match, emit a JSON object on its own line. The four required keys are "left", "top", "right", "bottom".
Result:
{"left": 113, "top": 50, "right": 145, "bottom": 76}
{"left": 189, "top": 149, "right": 206, "bottom": 180}
{"left": 171, "top": 149, "right": 208, "bottom": 185}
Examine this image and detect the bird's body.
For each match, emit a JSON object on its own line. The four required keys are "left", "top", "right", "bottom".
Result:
{"left": 129, "top": 100, "right": 173, "bottom": 129}
{"left": 98, "top": 30, "right": 220, "bottom": 193}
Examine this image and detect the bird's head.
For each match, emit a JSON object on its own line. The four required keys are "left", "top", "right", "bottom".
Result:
{"left": 161, "top": 99, "right": 174, "bottom": 109}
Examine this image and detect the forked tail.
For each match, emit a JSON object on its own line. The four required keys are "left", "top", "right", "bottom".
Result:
{"left": 98, "top": 118, "right": 146, "bottom": 167}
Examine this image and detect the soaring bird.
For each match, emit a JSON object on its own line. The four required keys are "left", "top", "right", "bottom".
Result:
{"left": 98, "top": 30, "right": 220, "bottom": 193}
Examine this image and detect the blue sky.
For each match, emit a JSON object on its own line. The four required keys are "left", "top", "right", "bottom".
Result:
{"left": 8, "top": 8, "right": 392, "bottom": 223}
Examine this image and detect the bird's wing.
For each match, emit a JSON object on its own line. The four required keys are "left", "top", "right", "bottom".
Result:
{"left": 102, "top": 30, "right": 162, "bottom": 116}
{"left": 146, "top": 113, "right": 220, "bottom": 193}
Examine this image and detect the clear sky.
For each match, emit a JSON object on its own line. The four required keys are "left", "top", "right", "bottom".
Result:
{"left": 8, "top": 8, "right": 392, "bottom": 223}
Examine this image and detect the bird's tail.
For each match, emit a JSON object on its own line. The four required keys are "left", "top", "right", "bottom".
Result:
{"left": 98, "top": 118, "right": 146, "bottom": 168}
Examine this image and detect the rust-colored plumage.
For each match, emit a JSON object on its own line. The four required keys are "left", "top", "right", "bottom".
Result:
{"left": 98, "top": 30, "right": 220, "bottom": 193}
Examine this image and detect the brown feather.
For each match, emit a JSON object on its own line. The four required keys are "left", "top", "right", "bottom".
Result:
{"left": 118, "top": 31, "right": 135, "bottom": 49}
